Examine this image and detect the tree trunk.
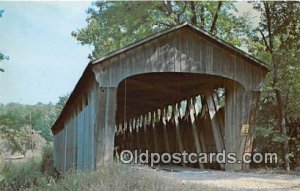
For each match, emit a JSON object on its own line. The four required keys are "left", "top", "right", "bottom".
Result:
{"left": 275, "top": 89, "right": 290, "bottom": 172}
{"left": 263, "top": 1, "right": 291, "bottom": 172}
{"left": 200, "top": 4, "right": 205, "bottom": 29}
{"left": 190, "top": 1, "right": 197, "bottom": 25}
{"left": 210, "top": 1, "right": 223, "bottom": 33}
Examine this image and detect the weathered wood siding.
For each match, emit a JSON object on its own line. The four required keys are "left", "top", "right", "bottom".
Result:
{"left": 53, "top": 24, "right": 268, "bottom": 172}
{"left": 93, "top": 28, "right": 267, "bottom": 91}
{"left": 53, "top": 79, "right": 98, "bottom": 173}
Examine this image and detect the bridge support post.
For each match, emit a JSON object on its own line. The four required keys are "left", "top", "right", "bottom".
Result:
{"left": 143, "top": 114, "right": 149, "bottom": 151}
{"left": 162, "top": 108, "right": 171, "bottom": 153}
{"left": 129, "top": 119, "right": 134, "bottom": 151}
{"left": 173, "top": 103, "right": 186, "bottom": 167}
{"left": 205, "top": 91, "right": 225, "bottom": 169}
{"left": 152, "top": 111, "right": 159, "bottom": 153}
{"left": 135, "top": 119, "right": 141, "bottom": 153}
{"left": 225, "top": 81, "right": 260, "bottom": 171}
{"left": 188, "top": 98, "right": 204, "bottom": 169}
{"left": 95, "top": 86, "right": 117, "bottom": 168}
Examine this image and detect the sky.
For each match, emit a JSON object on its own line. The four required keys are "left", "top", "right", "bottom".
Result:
{"left": 0, "top": 1, "right": 93, "bottom": 105}
{"left": 0, "top": 1, "right": 259, "bottom": 105}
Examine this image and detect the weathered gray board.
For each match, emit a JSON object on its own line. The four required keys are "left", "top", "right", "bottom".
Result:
{"left": 53, "top": 80, "right": 97, "bottom": 173}
{"left": 52, "top": 24, "right": 268, "bottom": 172}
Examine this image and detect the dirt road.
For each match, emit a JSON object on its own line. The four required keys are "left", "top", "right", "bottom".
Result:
{"left": 153, "top": 165, "right": 300, "bottom": 191}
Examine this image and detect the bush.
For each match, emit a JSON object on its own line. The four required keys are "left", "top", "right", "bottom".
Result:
{"left": 0, "top": 159, "right": 46, "bottom": 191}
{"left": 40, "top": 144, "right": 56, "bottom": 176}
{"left": 0, "top": 156, "right": 4, "bottom": 183}
{"left": 0, "top": 144, "right": 57, "bottom": 191}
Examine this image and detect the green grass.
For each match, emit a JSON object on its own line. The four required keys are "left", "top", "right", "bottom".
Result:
{"left": 0, "top": 158, "right": 52, "bottom": 191}
{"left": 0, "top": 144, "right": 223, "bottom": 191}
{"left": 1, "top": 159, "right": 220, "bottom": 191}
{"left": 0, "top": 144, "right": 56, "bottom": 191}
{"left": 33, "top": 164, "right": 221, "bottom": 191}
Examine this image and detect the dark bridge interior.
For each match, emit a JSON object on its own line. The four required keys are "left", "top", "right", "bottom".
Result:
{"left": 114, "top": 72, "right": 232, "bottom": 169}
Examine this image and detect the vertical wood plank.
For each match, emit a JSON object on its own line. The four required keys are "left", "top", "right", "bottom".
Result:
{"left": 173, "top": 103, "right": 184, "bottom": 153}
{"left": 225, "top": 81, "right": 245, "bottom": 171}
{"left": 162, "top": 107, "right": 170, "bottom": 153}
{"left": 143, "top": 114, "right": 149, "bottom": 151}
{"left": 242, "top": 91, "right": 260, "bottom": 170}
{"left": 97, "top": 86, "right": 117, "bottom": 166}
{"left": 205, "top": 91, "right": 225, "bottom": 169}
{"left": 205, "top": 91, "right": 225, "bottom": 152}
{"left": 188, "top": 98, "right": 204, "bottom": 169}
{"left": 152, "top": 110, "right": 159, "bottom": 153}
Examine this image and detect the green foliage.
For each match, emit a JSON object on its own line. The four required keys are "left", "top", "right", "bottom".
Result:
{"left": 29, "top": 103, "right": 58, "bottom": 142}
{"left": 72, "top": 1, "right": 251, "bottom": 59}
{"left": 0, "top": 95, "right": 69, "bottom": 155}
{"left": 0, "top": 160, "right": 45, "bottom": 191}
{"left": 0, "top": 48, "right": 8, "bottom": 73}
{"left": 55, "top": 94, "right": 70, "bottom": 112}
{"left": 0, "top": 52, "right": 9, "bottom": 62}
{"left": 0, "top": 105, "right": 32, "bottom": 154}
{"left": 40, "top": 144, "right": 56, "bottom": 176}
{"left": 0, "top": 103, "right": 56, "bottom": 146}
{"left": 0, "top": 144, "right": 57, "bottom": 191}
{"left": 249, "top": 1, "right": 300, "bottom": 169}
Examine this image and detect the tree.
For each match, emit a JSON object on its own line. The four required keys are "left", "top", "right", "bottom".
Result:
{"left": 56, "top": 94, "right": 70, "bottom": 112}
{"left": 29, "top": 103, "right": 58, "bottom": 142}
{"left": 0, "top": 105, "right": 31, "bottom": 155}
{"left": 249, "top": 1, "right": 300, "bottom": 171}
{"left": 72, "top": 1, "right": 251, "bottom": 59}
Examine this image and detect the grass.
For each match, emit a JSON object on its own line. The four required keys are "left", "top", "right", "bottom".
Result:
{"left": 1, "top": 144, "right": 298, "bottom": 190}
{"left": 0, "top": 144, "right": 57, "bottom": 191}
{"left": 2, "top": 159, "right": 299, "bottom": 191}
{"left": 1, "top": 145, "right": 299, "bottom": 191}
{"left": 33, "top": 164, "right": 221, "bottom": 191}
{"left": 0, "top": 157, "right": 52, "bottom": 191}
{"left": 0, "top": 145, "right": 226, "bottom": 191}
{"left": 5, "top": 147, "right": 299, "bottom": 191}
{"left": 1, "top": 158, "right": 222, "bottom": 191}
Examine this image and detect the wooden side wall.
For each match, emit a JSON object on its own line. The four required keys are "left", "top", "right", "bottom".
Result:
{"left": 53, "top": 80, "right": 98, "bottom": 173}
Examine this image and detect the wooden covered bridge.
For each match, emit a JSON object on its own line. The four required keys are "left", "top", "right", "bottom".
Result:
{"left": 52, "top": 23, "right": 269, "bottom": 172}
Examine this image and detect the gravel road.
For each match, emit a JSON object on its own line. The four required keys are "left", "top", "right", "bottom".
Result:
{"left": 152, "top": 165, "right": 300, "bottom": 191}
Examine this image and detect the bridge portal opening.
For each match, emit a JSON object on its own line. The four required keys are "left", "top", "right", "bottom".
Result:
{"left": 114, "top": 72, "right": 238, "bottom": 170}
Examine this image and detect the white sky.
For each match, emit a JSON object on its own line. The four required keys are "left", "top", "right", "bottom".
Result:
{"left": 0, "top": 1, "right": 92, "bottom": 104}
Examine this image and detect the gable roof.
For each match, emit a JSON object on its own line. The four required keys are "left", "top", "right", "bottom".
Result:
{"left": 51, "top": 23, "right": 269, "bottom": 134}
{"left": 91, "top": 23, "right": 269, "bottom": 71}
